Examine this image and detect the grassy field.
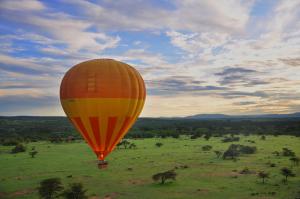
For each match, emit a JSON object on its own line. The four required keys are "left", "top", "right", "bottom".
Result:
{"left": 0, "top": 135, "right": 300, "bottom": 199}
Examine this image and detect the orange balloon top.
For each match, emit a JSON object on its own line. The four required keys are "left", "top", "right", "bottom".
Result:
{"left": 60, "top": 59, "right": 146, "bottom": 100}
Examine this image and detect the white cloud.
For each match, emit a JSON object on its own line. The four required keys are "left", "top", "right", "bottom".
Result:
{"left": 63, "top": 0, "right": 253, "bottom": 33}
{"left": 1, "top": 0, "right": 300, "bottom": 116}
{"left": 0, "top": 0, "right": 45, "bottom": 11}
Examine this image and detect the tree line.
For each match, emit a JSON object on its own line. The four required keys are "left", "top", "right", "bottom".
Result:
{"left": 1, "top": 117, "right": 300, "bottom": 143}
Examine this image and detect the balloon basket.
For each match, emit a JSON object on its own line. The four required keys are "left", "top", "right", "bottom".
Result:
{"left": 97, "top": 160, "right": 108, "bottom": 169}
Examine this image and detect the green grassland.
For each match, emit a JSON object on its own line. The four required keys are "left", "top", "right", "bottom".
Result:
{"left": 0, "top": 135, "right": 300, "bottom": 199}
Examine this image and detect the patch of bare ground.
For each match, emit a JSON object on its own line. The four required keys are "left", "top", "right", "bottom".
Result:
{"left": 199, "top": 171, "right": 240, "bottom": 177}
{"left": 128, "top": 179, "right": 149, "bottom": 185}
{"left": 0, "top": 192, "right": 7, "bottom": 198}
{"left": 89, "top": 196, "right": 101, "bottom": 199}
{"left": 103, "top": 192, "right": 120, "bottom": 199}
{"left": 196, "top": 188, "right": 210, "bottom": 194}
{"left": 10, "top": 188, "right": 35, "bottom": 197}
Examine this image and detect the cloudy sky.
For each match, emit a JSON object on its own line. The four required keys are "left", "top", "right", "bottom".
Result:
{"left": 0, "top": 0, "right": 300, "bottom": 117}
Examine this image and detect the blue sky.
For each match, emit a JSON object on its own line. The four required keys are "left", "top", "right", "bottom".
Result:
{"left": 0, "top": 0, "right": 300, "bottom": 116}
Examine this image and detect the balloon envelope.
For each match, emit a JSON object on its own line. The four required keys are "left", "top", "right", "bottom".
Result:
{"left": 60, "top": 59, "right": 146, "bottom": 161}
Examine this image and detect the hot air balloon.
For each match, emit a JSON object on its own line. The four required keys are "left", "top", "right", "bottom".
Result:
{"left": 60, "top": 59, "right": 146, "bottom": 168}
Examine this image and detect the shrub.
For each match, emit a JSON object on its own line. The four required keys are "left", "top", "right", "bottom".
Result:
{"left": 223, "top": 147, "right": 239, "bottom": 160}
{"left": 214, "top": 150, "right": 222, "bottom": 158}
{"left": 129, "top": 143, "right": 137, "bottom": 149}
{"left": 190, "top": 135, "right": 199, "bottom": 139}
{"left": 11, "top": 144, "right": 26, "bottom": 153}
{"left": 202, "top": 145, "right": 212, "bottom": 151}
{"left": 222, "top": 136, "right": 240, "bottom": 143}
{"left": 155, "top": 142, "right": 163, "bottom": 147}
{"left": 204, "top": 134, "right": 211, "bottom": 140}
{"left": 239, "top": 167, "right": 255, "bottom": 174}
{"left": 62, "top": 183, "right": 87, "bottom": 199}
{"left": 282, "top": 148, "right": 295, "bottom": 157}
{"left": 152, "top": 170, "right": 177, "bottom": 184}
{"left": 239, "top": 145, "right": 257, "bottom": 154}
{"left": 38, "top": 178, "right": 64, "bottom": 199}
{"left": 171, "top": 134, "right": 180, "bottom": 139}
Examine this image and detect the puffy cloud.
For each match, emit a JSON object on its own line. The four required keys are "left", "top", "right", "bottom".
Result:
{"left": 0, "top": 0, "right": 300, "bottom": 116}
{"left": 0, "top": 0, "right": 45, "bottom": 11}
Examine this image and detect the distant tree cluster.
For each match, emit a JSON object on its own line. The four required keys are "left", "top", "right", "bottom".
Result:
{"left": 117, "top": 140, "right": 137, "bottom": 149}
{"left": 223, "top": 144, "right": 257, "bottom": 160}
{"left": 1, "top": 117, "right": 300, "bottom": 141}
{"left": 222, "top": 136, "right": 240, "bottom": 143}
{"left": 38, "top": 178, "right": 88, "bottom": 199}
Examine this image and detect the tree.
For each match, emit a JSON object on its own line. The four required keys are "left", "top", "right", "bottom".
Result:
{"left": 223, "top": 145, "right": 239, "bottom": 160}
{"left": 117, "top": 140, "right": 131, "bottom": 149}
{"left": 129, "top": 143, "right": 137, "bottom": 149}
{"left": 280, "top": 167, "right": 295, "bottom": 183}
{"left": 29, "top": 150, "right": 38, "bottom": 158}
{"left": 11, "top": 144, "right": 26, "bottom": 153}
{"left": 222, "top": 136, "right": 240, "bottom": 142}
{"left": 204, "top": 134, "right": 211, "bottom": 140}
{"left": 152, "top": 170, "right": 177, "bottom": 184}
{"left": 122, "top": 140, "right": 130, "bottom": 149}
{"left": 214, "top": 151, "right": 222, "bottom": 158}
{"left": 282, "top": 148, "right": 295, "bottom": 157}
{"left": 171, "top": 134, "right": 180, "bottom": 139}
{"left": 155, "top": 142, "right": 163, "bottom": 147}
{"left": 62, "top": 183, "right": 87, "bottom": 199}
{"left": 38, "top": 178, "right": 64, "bottom": 199}
{"left": 258, "top": 171, "right": 269, "bottom": 184}
{"left": 290, "top": 157, "right": 300, "bottom": 166}
{"left": 190, "top": 134, "right": 199, "bottom": 139}
{"left": 239, "top": 145, "right": 256, "bottom": 154}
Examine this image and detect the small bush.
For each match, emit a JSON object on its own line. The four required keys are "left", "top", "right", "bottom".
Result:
{"left": 155, "top": 142, "right": 163, "bottom": 147}
{"left": 222, "top": 136, "right": 240, "bottom": 143}
{"left": 190, "top": 135, "right": 199, "bottom": 139}
{"left": 239, "top": 145, "right": 257, "bottom": 154}
{"left": 152, "top": 170, "right": 177, "bottom": 184}
{"left": 11, "top": 144, "right": 26, "bottom": 154}
{"left": 239, "top": 167, "right": 255, "bottom": 174}
{"left": 214, "top": 150, "right": 222, "bottom": 158}
{"left": 62, "top": 183, "right": 88, "bottom": 199}
{"left": 202, "top": 145, "right": 212, "bottom": 151}
{"left": 38, "top": 178, "right": 63, "bottom": 199}
{"left": 282, "top": 148, "right": 295, "bottom": 157}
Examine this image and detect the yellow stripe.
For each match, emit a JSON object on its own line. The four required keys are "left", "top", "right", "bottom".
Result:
{"left": 61, "top": 98, "right": 145, "bottom": 155}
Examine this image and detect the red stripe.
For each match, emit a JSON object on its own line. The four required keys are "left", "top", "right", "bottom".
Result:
{"left": 105, "top": 117, "right": 117, "bottom": 151}
{"left": 89, "top": 117, "right": 101, "bottom": 150}
{"left": 108, "top": 117, "right": 132, "bottom": 151}
{"left": 72, "top": 117, "right": 95, "bottom": 149}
